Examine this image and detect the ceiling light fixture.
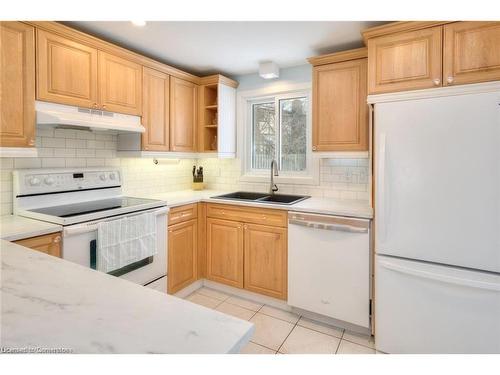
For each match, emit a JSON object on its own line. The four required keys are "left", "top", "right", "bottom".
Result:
{"left": 131, "top": 20, "right": 146, "bottom": 27}
{"left": 259, "top": 62, "right": 279, "bottom": 80}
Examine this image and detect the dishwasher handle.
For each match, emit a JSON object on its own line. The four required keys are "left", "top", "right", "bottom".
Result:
{"left": 288, "top": 212, "right": 369, "bottom": 233}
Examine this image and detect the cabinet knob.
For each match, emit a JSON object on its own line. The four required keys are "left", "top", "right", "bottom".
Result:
{"left": 93, "top": 103, "right": 98, "bottom": 108}
{"left": 447, "top": 76, "right": 454, "bottom": 84}
{"left": 433, "top": 78, "right": 441, "bottom": 86}
{"left": 102, "top": 105, "right": 107, "bottom": 110}
{"left": 28, "top": 138, "right": 35, "bottom": 146}
{"left": 312, "top": 146, "right": 317, "bottom": 151}
{"left": 53, "top": 236, "right": 61, "bottom": 243}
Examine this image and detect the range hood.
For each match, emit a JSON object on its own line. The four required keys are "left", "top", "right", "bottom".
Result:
{"left": 36, "top": 101, "right": 145, "bottom": 133}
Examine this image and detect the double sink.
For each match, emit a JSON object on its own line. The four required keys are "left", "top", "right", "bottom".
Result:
{"left": 211, "top": 191, "right": 310, "bottom": 205}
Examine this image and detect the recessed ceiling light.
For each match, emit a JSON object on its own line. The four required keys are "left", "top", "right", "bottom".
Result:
{"left": 259, "top": 62, "right": 279, "bottom": 80}
{"left": 131, "top": 20, "right": 146, "bottom": 27}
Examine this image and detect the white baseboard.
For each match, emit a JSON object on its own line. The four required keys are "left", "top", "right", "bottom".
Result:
{"left": 202, "top": 279, "right": 290, "bottom": 311}
{"left": 173, "top": 279, "right": 204, "bottom": 298}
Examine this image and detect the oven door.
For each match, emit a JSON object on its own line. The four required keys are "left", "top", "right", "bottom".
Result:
{"left": 62, "top": 206, "right": 168, "bottom": 287}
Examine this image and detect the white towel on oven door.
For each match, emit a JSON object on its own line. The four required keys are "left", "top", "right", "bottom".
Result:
{"left": 97, "top": 212, "right": 157, "bottom": 273}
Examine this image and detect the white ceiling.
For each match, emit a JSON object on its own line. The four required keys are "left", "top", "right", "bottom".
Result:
{"left": 65, "top": 21, "right": 386, "bottom": 77}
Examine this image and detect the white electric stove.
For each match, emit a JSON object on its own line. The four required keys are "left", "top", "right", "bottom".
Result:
{"left": 13, "top": 168, "right": 169, "bottom": 290}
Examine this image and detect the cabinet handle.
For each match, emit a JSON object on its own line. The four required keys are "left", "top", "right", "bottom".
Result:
{"left": 28, "top": 138, "right": 35, "bottom": 146}
{"left": 433, "top": 78, "right": 441, "bottom": 86}
{"left": 262, "top": 215, "right": 267, "bottom": 220}
{"left": 102, "top": 105, "right": 107, "bottom": 110}
{"left": 447, "top": 76, "right": 454, "bottom": 84}
{"left": 53, "top": 236, "right": 61, "bottom": 243}
{"left": 93, "top": 103, "right": 98, "bottom": 109}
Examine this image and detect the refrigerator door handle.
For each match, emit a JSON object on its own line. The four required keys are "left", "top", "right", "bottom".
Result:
{"left": 377, "top": 132, "right": 387, "bottom": 242}
{"left": 379, "top": 259, "right": 500, "bottom": 292}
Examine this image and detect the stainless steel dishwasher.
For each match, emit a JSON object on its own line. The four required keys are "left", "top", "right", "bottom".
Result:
{"left": 287, "top": 212, "right": 371, "bottom": 328}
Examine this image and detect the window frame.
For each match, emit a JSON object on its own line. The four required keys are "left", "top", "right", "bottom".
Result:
{"left": 237, "top": 83, "right": 319, "bottom": 185}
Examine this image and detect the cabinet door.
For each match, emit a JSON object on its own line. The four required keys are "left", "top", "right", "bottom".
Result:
{"left": 367, "top": 26, "right": 442, "bottom": 94}
{"left": 37, "top": 30, "right": 98, "bottom": 108}
{"left": 0, "top": 22, "right": 35, "bottom": 148}
{"left": 98, "top": 51, "right": 142, "bottom": 115}
{"left": 444, "top": 22, "right": 500, "bottom": 86}
{"left": 170, "top": 77, "right": 197, "bottom": 152}
{"left": 142, "top": 67, "right": 170, "bottom": 151}
{"left": 312, "top": 58, "right": 368, "bottom": 151}
{"left": 244, "top": 224, "right": 287, "bottom": 300}
{"left": 14, "top": 232, "right": 62, "bottom": 258}
{"left": 206, "top": 218, "right": 244, "bottom": 288}
{"left": 168, "top": 219, "right": 197, "bottom": 294}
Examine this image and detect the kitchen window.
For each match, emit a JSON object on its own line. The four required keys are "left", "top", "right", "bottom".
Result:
{"left": 239, "top": 86, "right": 316, "bottom": 185}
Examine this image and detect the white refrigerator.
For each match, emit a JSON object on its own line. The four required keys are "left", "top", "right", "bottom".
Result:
{"left": 373, "top": 88, "right": 500, "bottom": 354}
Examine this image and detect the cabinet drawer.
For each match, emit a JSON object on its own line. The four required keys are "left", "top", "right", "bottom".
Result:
{"left": 14, "top": 232, "right": 62, "bottom": 258}
{"left": 206, "top": 203, "right": 287, "bottom": 228}
{"left": 168, "top": 203, "right": 198, "bottom": 225}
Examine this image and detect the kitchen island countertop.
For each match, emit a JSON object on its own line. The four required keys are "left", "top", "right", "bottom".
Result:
{"left": 0, "top": 240, "right": 254, "bottom": 354}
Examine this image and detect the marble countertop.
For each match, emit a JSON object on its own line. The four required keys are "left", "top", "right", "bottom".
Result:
{"left": 0, "top": 215, "right": 62, "bottom": 241}
{"left": 0, "top": 240, "right": 254, "bottom": 353}
{"left": 147, "top": 189, "right": 373, "bottom": 219}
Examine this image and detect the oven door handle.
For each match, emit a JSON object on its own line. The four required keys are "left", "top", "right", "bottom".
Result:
{"left": 63, "top": 206, "right": 169, "bottom": 236}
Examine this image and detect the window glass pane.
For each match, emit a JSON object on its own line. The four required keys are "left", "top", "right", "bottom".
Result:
{"left": 280, "top": 97, "right": 307, "bottom": 171}
{"left": 252, "top": 102, "right": 276, "bottom": 169}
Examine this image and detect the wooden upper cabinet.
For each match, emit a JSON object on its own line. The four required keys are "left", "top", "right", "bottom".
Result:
{"left": 98, "top": 51, "right": 142, "bottom": 115}
{"left": 312, "top": 57, "right": 368, "bottom": 151}
{"left": 168, "top": 219, "right": 197, "bottom": 294}
{"left": 170, "top": 77, "right": 197, "bottom": 152}
{"left": 206, "top": 218, "right": 244, "bottom": 288}
{"left": 244, "top": 224, "right": 287, "bottom": 300}
{"left": 367, "top": 26, "right": 443, "bottom": 94}
{"left": 14, "top": 232, "right": 62, "bottom": 258}
{"left": 142, "top": 67, "right": 170, "bottom": 151}
{"left": 37, "top": 29, "right": 98, "bottom": 108}
{"left": 444, "top": 22, "right": 500, "bottom": 86}
{"left": 0, "top": 22, "right": 35, "bottom": 148}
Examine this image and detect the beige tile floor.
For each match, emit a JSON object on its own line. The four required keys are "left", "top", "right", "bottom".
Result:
{"left": 185, "top": 287, "right": 377, "bottom": 354}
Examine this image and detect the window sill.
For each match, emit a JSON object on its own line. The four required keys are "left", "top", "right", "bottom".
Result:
{"left": 240, "top": 172, "right": 318, "bottom": 186}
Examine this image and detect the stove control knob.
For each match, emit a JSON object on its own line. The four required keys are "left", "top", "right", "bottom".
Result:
{"left": 99, "top": 174, "right": 107, "bottom": 181}
{"left": 44, "top": 176, "right": 55, "bottom": 186}
{"left": 109, "top": 173, "right": 116, "bottom": 180}
{"left": 29, "top": 177, "right": 41, "bottom": 186}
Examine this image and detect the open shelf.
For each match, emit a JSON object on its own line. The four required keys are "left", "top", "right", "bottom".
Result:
{"left": 200, "top": 84, "right": 219, "bottom": 152}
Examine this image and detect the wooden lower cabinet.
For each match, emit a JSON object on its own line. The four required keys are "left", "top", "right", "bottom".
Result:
{"left": 167, "top": 219, "right": 198, "bottom": 294}
{"left": 244, "top": 224, "right": 287, "bottom": 300}
{"left": 205, "top": 205, "right": 288, "bottom": 300}
{"left": 14, "top": 232, "right": 62, "bottom": 257}
{"left": 206, "top": 218, "right": 244, "bottom": 288}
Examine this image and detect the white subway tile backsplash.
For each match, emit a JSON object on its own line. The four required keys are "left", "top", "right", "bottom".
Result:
{"left": 54, "top": 129, "right": 77, "bottom": 138}
{"left": 95, "top": 149, "right": 114, "bottom": 158}
{"left": 14, "top": 158, "right": 41, "bottom": 169}
{"left": 41, "top": 158, "right": 66, "bottom": 168}
{"left": 54, "top": 148, "right": 76, "bottom": 157}
{"left": 66, "top": 139, "right": 87, "bottom": 149}
{"left": 65, "top": 158, "right": 87, "bottom": 168}
{"left": 0, "top": 126, "right": 369, "bottom": 216}
{"left": 76, "top": 148, "right": 96, "bottom": 158}
{"left": 42, "top": 137, "right": 66, "bottom": 148}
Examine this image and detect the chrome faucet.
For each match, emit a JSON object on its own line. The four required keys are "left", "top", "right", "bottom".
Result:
{"left": 270, "top": 159, "right": 279, "bottom": 194}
